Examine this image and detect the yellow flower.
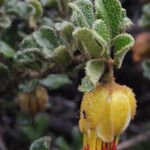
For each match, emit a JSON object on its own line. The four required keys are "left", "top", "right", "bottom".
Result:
{"left": 18, "top": 86, "right": 49, "bottom": 114}
{"left": 79, "top": 83, "right": 136, "bottom": 150}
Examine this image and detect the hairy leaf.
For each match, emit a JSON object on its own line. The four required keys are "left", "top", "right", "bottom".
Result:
{"left": 95, "top": 0, "right": 132, "bottom": 38}
{"left": 40, "top": 74, "right": 72, "bottom": 90}
{"left": 92, "top": 19, "right": 111, "bottom": 56}
{"left": 19, "top": 79, "right": 39, "bottom": 93}
{"left": 30, "top": 0, "right": 43, "bottom": 17}
{"left": 0, "top": 41, "right": 15, "bottom": 58}
{"left": 113, "top": 33, "right": 134, "bottom": 68}
{"left": 0, "top": 15, "right": 11, "bottom": 29}
{"left": 79, "top": 59, "right": 105, "bottom": 92}
{"left": 53, "top": 45, "right": 72, "bottom": 65}
{"left": 29, "top": 136, "right": 51, "bottom": 150}
{"left": 33, "top": 26, "right": 59, "bottom": 51}
{"left": 73, "top": 27, "right": 100, "bottom": 58}
{"left": 55, "top": 21, "right": 76, "bottom": 54}
{"left": 69, "top": 0, "right": 94, "bottom": 28}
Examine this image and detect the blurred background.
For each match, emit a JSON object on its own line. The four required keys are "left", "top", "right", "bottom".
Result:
{"left": 0, "top": 0, "right": 150, "bottom": 149}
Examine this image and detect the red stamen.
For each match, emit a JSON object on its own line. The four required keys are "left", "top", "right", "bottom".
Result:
{"left": 111, "top": 142, "right": 117, "bottom": 150}
{"left": 83, "top": 145, "right": 90, "bottom": 150}
{"left": 102, "top": 143, "right": 107, "bottom": 150}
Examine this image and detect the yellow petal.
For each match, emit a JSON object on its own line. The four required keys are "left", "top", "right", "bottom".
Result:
{"left": 124, "top": 86, "right": 137, "bottom": 119}
{"left": 111, "top": 89, "right": 131, "bottom": 136}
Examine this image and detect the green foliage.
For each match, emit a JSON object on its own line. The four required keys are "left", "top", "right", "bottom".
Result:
{"left": 142, "top": 60, "right": 150, "bottom": 80}
{"left": 113, "top": 33, "right": 134, "bottom": 68}
{"left": 139, "top": 3, "right": 150, "bottom": 29}
{"left": 12, "top": 0, "right": 134, "bottom": 92}
{"left": 39, "top": 74, "right": 72, "bottom": 90}
{"left": 15, "top": 25, "right": 72, "bottom": 69}
{"left": 19, "top": 79, "right": 39, "bottom": 93}
{"left": 0, "top": 41, "right": 15, "bottom": 58}
{"left": 79, "top": 59, "right": 104, "bottom": 92}
{"left": 69, "top": 0, "right": 134, "bottom": 91}
{"left": 56, "top": 127, "right": 82, "bottom": 150}
{"left": 20, "top": 114, "right": 49, "bottom": 141}
{"left": 29, "top": 136, "right": 51, "bottom": 150}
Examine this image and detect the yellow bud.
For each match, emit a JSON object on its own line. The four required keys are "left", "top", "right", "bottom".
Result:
{"left": 18, "top": 86, "right": 49, "bottom": 114}
{"left": 79, "top": 83, "right": 137, "bottom": 149}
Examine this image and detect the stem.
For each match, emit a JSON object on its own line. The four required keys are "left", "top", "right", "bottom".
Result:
{"left": 107, "top": 58, "right": 115, "bottom": 84}
{"left": 101, "top": 57, "right": 115, "bottom": 84}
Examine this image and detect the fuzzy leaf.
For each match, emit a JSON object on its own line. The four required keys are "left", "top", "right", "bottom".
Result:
{"left": 69, "top": 0, "right": 94, "bottom": 28}
{"left": 53, "top": 45, "right": 72, "bottom": 65}
{"left": 79, "top": 59, "right": 105, "bottom": 92}
{"left": 33, "top": 26, "right": 59, "bottom": 52}
{"left": 78, "top": 76, "right": 95, "bottom": 92}
{"left": 6, "top": 1, "right": 33, "bottom": 20}
{"left": 92, "top": 19, "right": 111, "bottom": 56}
{"left": 0, "top": 15, "right": 11, "bottom": 29}
{"left": 95, "top": 0, "right": 132, "bottom": 38}
{"left": 30, "top": 0, "right": 43, "bottom": 17}
{"left": 55, "top": 21, "right": 76, "bottom": 54}
{"left": 15, "top": 48, "right": 50, "bottom": 62}
{"left": 20, "top": 36, "right": 38, "bottom": 49}
{"left": 40, "top": 74, "right": 72, "bottom": 90}
{"left": 113, "top": 33, "right": 134, "bottom": 68}
{"left": 19, "top": 79, "right": 39, "bottom": 93}
{"left": 29, "top": 136, "right": 51, "bottom": 150}
{"left": 0, "top": 41, "right": 15, "bottom": 58}
{"left": 73, "top": 27, "right": 100, "bottom": 58}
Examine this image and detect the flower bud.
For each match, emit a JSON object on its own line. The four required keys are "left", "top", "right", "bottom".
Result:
{"left": 79, "top": 83, "right": 136, "bottom": 150}
{"left": 18, "top": 86, "right": 49, "bottom": 114}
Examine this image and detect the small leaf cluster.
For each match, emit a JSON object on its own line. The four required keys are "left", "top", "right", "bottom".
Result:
{"left": 16, "top": 0, "right": 135, "bottom": 92}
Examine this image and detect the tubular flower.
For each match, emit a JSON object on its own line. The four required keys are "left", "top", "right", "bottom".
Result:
{"left": 18, "top": 86, "right": 49, "bottom": 114}
{"left": 79, "top": 83, "right": 136, "bottom": 150}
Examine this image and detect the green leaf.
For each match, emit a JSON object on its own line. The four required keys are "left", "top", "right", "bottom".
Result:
{"left": 53, "top": 45, "right": 72, "bottom": 65}
{"left": 15, "top": 48, "right": 50, "bottom": 62}
{"left": 79, "top": 59, "right": 105, "bottom": 92}
{"left": 20, "top": 36, "right": 38, "bottom": 49}
{"left": 30, "top": 0, "right": 43, "bottom": 17}
{"left": 39, "top": 74, "right": 72, "bottom": 90}
{"left": 78, "top": 76, "right": 95, "bottom": 92}
{"left": 95, "top": 0, "right": 132, "bottom": 38}
{"left": 6, "top": 1, "right": 33, "bottom": 20}
{"left": 19, "top": 79, "right": 39, "bottom": 93}
{"left": 69, "top": 0, "right": 94, "bottom": 28}
{"left": 113, "top": 33, "right": 134, "bottom": 68}
{"left": 0, "top": 41, "right": 15, "bottom": 58}
{"left": 73, "top": 27, "right": 100, "bottom": 58}
{"left": 92, "top": 19, "right": 111, "bottom": 56}
{"left": 56, "top": 137, "right": 70, "bottom": 150}
{"left": 0, "top": 15, "right": 11, "bottom": 29}
{"left": 0, "top": 63, "right": 10, "bottom": 78}
{"left": 72, "top": 127, "right": 82, "bottom": 150}
{"left": 142, "top": 60, "right": 150, "bottom": 80}
{"left": 33, "top": 26, "right": 59, "bottom": 52}
{"left": 55, "top": 21, "right": 76, "bottom": 54}
{"left": 30, "top": 136, "right": 51, "bottom": 150}
{"left": 21, "top": 114, "right": 49, "bottom": 142}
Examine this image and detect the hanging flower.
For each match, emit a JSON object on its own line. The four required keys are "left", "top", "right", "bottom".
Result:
{"left": 79, "top": 83, "right": 136, "bottom": 150}
{"left": 18, "top": 86, "right": 49, "bottom": 114}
